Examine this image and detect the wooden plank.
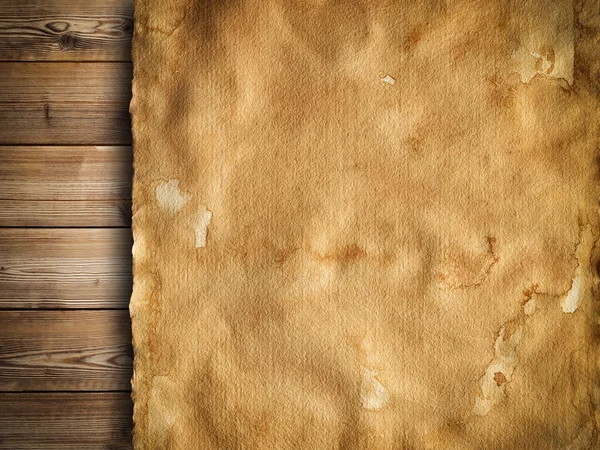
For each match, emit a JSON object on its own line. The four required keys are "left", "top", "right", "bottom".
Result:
{"left": 0, "top": 229, "right": 132, "bottom": 309}
{"left": 0, "top": 0, "right": 133, "bottom": 61}
{"left": 0, "top": 146, "right": 132, "bottom": 227}
{"left": 0, "top": 393, "right": 132, "bottom": 449}
{"left": 0, "top": 146, "right": 132, "bottom": 201}
{"left": 0, "top": 311, "right": 132, "bottom": 392}
{"left": 0, "top": 63, "right": 132, "bottom": 102}
{"left": 0, "top": 146, "right": 131, "bottom": 226}
{"left": 0, "top": 102, "right": 131, "bottom": 145}
{"left": 0, "top": 199, "right": 131, "bottom": 227}
{"left": 0, "top": 62, "right": 132, "bottom": 145}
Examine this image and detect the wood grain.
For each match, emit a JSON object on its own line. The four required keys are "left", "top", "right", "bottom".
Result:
{"left": 0, "top": 0, "right": 135, "bottom": 445}
{"left": 0, "top": 311, "right": 132, "bottom": 392}
{"left": 0, "top": 0, "right": 133, "bottom": 61}
{"left": 0, "top": 146, "right": 131, "bottom": 227}
{"left": 0, "top": 199, "right": 131, "bottom": 227}
{"left": 0, "top": 393, "right": 132, "bottom": 449}
{"left": 0, "top": 229, "right": 132, "bottom": 309}
{"left": 0, "top": 146, "right": 131, "bottom": 200}
{"left": 0, "top": 63, "right": 132, "bottom": 145}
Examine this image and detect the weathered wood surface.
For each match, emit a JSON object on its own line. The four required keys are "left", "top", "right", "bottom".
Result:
{"left": 0, "top": 146, "right": 132, "bottom": 200}
{"left": 0, "top": 311, "right": 132, "bottom": 392}
{"left": 0, "top": 0, "right": 133, "bottom": 61}
{"left": 0, "top": 393, "right": 133, "bottom": 449}
{"left": 0, "top": 146, "right": 131, "bottom": 227}
{"left": 0, "top": 199, "right": 131, "bottom": 227}
{"left": 0, "top": 0, "right": 135, "bottom": 445}
{"left": 0, "top": 229, "right": 132, "bottom": 309}
{"left": 0, "top": 63, "right": 132, "bottom": 145}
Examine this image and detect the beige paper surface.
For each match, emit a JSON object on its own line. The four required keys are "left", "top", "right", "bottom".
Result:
{"left": 130, "top": 1, "right": 600, "bottom": 448}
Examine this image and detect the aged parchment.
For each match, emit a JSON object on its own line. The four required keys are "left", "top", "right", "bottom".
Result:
{"left": 130, "top": 1, "right": 600, "bottom": 448}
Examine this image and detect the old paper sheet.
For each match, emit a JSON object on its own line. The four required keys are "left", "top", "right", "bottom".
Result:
{"left": 130, "top": 1, "right": 600, "bottom": 448}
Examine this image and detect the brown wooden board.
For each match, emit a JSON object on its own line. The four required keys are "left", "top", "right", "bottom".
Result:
{"left": 0, "top": 229, "right": 132, "bottom": 309}
{"left": 0, "top": 63, "right": 132, "bottom": 145}
{"left": 0, "top": 0, "right": 133, "bottom": 61}
{"left": 0, "top": 393, "right": 133, "bottom": 449}
{"left": 0, "top": 146, "right": 131, "bottom": 227}
{"left": 0, "top": 199, "right": 131, "bottom": 227}
{"left": 0, "top": 146, "right": 132, "bottom": 200}
{"left": 0, "top": 310, "right": 132, "bottom": 392}
{"left": 0, "top": 0, "right": 135, "bottom": 446}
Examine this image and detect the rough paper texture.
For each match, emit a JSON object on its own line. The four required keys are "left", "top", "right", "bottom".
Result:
{"left": 130, "top": 1, "right": 600, "bottom": 448}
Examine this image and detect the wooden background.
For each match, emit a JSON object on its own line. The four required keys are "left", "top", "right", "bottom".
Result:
{"left": 0, "top": 0, "right": 134, "bottom": 448}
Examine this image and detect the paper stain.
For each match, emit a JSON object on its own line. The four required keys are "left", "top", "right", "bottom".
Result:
{"left": 522, "top": 297, "right": 536, "bottom": 316}
{"left": 155, "top": 179, "right": 191, "bottom": 214}
{"left": 192, "top": 207, "right": 212, "bottom": 248}
{"left": 379, "top": 72, "right": 396, "bottom": 85}
{"left": 561, "top": 225, "right": 594, "bottom": 313}
{"left": 513, "top": 45, "right": 573, "bottom": 84}
{"left": 307, "top": 242, "right": 366, "bottom": 264}
{"left": 360, "top": 368, "right": 390, "bottom": 411}
{"left": 475, "top": 224, "right": 594, "bottom": 415}
{"left": 509, "top": 2, "right": 574, "bottom": 84}
{"left": 437, "top": 236, "right": 499, "bottom": 290}
{"left": 561, "top": 265, "right": 582, "bottom": 313}
{"left": 473, "top": 321, "right": 523, "bottom": 416}
{"left": 530, "top": 51, "right": 554, "bottom": 74}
